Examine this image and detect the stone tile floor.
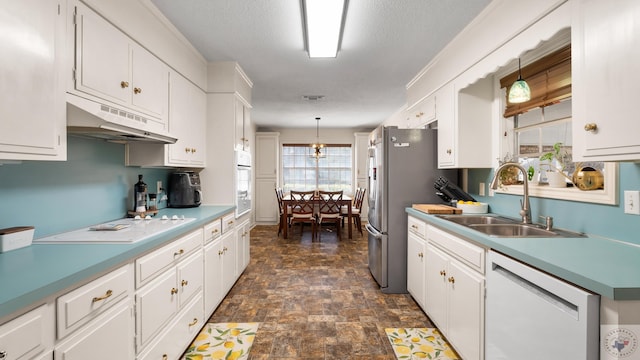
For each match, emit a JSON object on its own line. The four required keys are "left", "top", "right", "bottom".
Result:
{"left": 206, "top": 224, "right": 433, "bottom": 359}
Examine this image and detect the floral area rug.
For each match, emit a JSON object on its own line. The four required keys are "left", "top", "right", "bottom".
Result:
{"left": 183, "top": 322, "right": 259, "bottom": 360}
{"left": 385, "top": 328, "right": 460, "bottom": 359}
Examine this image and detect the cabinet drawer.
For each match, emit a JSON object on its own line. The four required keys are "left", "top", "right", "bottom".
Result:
{"left": 427, "top": 225, "right": 485, "bottom": 274}
{"left": 203, "top": 218, "right": 222, "bottom": 244}
{"left": 57, "top": 264, "right": 133, "bottom": 339}
{"left": 222, "top": 213, "right": 235, "bottom": 233}
{"left": 0, "top": 304, "right": 53, "bottom": 360}
{"left": 177, "top": 251, "right": 204, "bottom": 309}
{"left": 136, "top": 228, "right": 203, "bottom": 287}
{"left": 136, "top": 295, "right": 204, "bottom": 360}
{"left": 408, "top": 216, "right": 427, "bottom": 238}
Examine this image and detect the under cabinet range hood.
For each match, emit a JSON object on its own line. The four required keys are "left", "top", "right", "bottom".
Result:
{"left": 66, "top": 93, "right": 177, "bottom": 144}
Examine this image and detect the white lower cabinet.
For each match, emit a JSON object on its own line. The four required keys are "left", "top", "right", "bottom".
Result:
{"left": 0, "top": 304, "right": 55, "bottom": 360}
{"left": 221, "top": 227, "right": 238, "bottom": 295}
{"left": 407, "top": 216, "right": 427, "bottom": 309}
{"left": 204, "top": 237, "right": 225, "bottom": 318}
{"left": 237, "top": 219, "right": 251, "bottom": 274}
{"left": 423, "top": 224, "right": 486, "bottom": 360}
{"left": 54, "top": 300, "right": 134, "bottom": 360}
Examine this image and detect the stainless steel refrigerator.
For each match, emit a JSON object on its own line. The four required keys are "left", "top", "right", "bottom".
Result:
{"left": 365, "top": 126, "right": 457, "bottom": 293}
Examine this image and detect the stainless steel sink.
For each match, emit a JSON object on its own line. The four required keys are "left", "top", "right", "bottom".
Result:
{"left": 437, "top": 215, "right": 586, "bottom": 238}
{"left": 437, "top": 215, "right": 516, "bottom": 226}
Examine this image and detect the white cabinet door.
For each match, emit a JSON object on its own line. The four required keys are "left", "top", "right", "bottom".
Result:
{"left": 54, "top": 301, "right": 134, "bottom": 360}
{"left": 0, "top": 0, "right": 65, "bottom": 160}
{"left": 572, "top": 0, "right": 640, "bottom": 161}
{"left": 406, "top": 233, "right": 426, "bottom": 309}
{"left": 177, "top": 251, "right": 203, "bottom": 309}
{"left": 204, "top": 239, "right": 224, "bottom": 317}
{"left": 167, "top": 72, "right": 206, "bottom": 166}
{"left": 407, "top": 95, "right": 436, "bottom": 128}
{"left": 255, "top": 178, "right": 278, "bottom": 223}
{"left": 255, "top": 133, "right": 279, "bottom": 178}
{"left": 130, "top": 46, "right": 168, "bottom": 119}
{"left": 235, "top": 98, "right": 251, "bottom": 151}
{"left": 448, "top": 258, "right": 484, "bottom": 360}
{"left": 75, "top": 3, "right": 130, "bottom": 106}
{"left": 436, "top": 83, "right": 456, "bottom": 168}
{"left": 135, "top": 270, "right": 178, "bottom": 349}
{"left": 424, "top": 244, "right": 450, "bottom": 333}
{"left": 221, "top": 230, "right": 238, "bottom": 294}
{"left": 236, "top": 220, "right": 250, "bottom": 274}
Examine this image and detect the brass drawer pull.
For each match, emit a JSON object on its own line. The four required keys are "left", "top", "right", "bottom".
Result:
{"left": 174, "top": 249, "right": 185, "bottom": 256}
{"left": 181, "top": 279, "right": 189, "bottom": 287}
{"left": 188, "top": 318, "right": 198, "bottom": 327}
{"left": 448, "top": 276, "right": 455, "bottom": 284}
{"left": 92, "top": 289, "right": 113, "bottom": 303}
{"left": 170, "top": 288, "right": 178, "bottom": 295}
{"left": 439, "top": 270, "right": 446, "bottom": 276}
{"left": 120, "top": 81, "right": 129, "bottom": 88}
{"left": 584, "top": 123, "right": 598, "bottom": 132}
{"left": 133, "top": 87, "right": 142, "bottom": 94}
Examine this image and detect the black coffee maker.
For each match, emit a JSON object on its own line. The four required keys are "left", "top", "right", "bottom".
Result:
{"left": 168, "top": 171, "right": 202, "bottom": 208}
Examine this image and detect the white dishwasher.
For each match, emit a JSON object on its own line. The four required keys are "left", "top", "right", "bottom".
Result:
{"left": 486, "top": 251, "right": 600, "bottom": 360}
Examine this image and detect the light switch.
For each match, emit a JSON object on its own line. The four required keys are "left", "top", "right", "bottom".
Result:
{"left": 624, "top": 191, "right": 640, "bottom": 215}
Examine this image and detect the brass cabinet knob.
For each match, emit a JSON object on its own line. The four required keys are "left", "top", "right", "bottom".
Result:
{"left": 162, "top": 355, "right": 168, "bottom": 360}
{"left": 181, "top": 279, "right": 189, "bottom": 287}
{"left": 416, "top": 112, "right": 424, "bottom": 118}
{"left": 92, "top": 289, "right": 113, "bottom": 303}
{"left": 223, "top": 246, "right": 228, "bottom": 252}
{"left": 418, "top": 252, "right": 423, "bottom": 258}
{"left": 448, "top": 276, "right": 455, "bottom": 284}
{"left": 218, "top": 250, "right": 224, "bottom": 256}
{"left": 185, "top": 147, "right": 190, "bottom": 153}
{"left": 133, "top": 87, "right": 142, "bottom": 94}
{"left": 439, "top": 270, "right": 446, "bottom": 276}
{"left": 120, "top": 81, "right": 129, "bottom": 88}
{"left": 446, "top": 149, "right": 452, "bottom": 155}
{"left": 584, "top": 123, "right": 598, "bottom": 132}
{"left": 170, "top": 288, "right": 178, "bottom": 295}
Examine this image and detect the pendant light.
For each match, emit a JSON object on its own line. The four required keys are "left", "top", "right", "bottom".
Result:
{"left": 508, "top": 58, "right": 531, "bottom": 104}
{"left": 310, "top": 117, "right": 325, "bottom": 159}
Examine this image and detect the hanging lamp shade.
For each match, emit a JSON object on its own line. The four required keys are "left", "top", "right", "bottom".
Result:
{"left": 310, "top": 117, "right": 325, "bottom": 158}
{"left": 508, "top": 58, "right": 531, "bottom": 104}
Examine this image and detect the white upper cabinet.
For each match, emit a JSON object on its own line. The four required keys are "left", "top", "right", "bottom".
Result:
{"left": 437, "top": 78, "right": 493, "bottom": 169}
{"left": 0, "top": 0, "right": 66, "bottom": 161}
{"left": 572, "top": 0, "right": 640, "bottom": 161}
{"left": 126, "top": 72, "right": 206, "bottom": 167}
{"left": 72, "top": 2, "right": 169, "bottom": 129}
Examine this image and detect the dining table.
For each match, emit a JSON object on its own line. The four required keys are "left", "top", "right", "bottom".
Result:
{"left": 281, "top": 193, "right": 353, "bottom": 239}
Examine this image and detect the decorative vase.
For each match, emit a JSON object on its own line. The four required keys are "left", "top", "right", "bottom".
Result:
{"left": 546, "top": 171, "right": 567, "bottom": 188}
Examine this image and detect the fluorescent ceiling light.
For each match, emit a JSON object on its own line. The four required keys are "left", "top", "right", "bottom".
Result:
{"left": 303, "top": 0, "right": 347, "bottom": 58}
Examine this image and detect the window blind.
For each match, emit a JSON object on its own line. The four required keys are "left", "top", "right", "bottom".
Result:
{"left": 500, "top": 45, "right": 571, "bottom": 118}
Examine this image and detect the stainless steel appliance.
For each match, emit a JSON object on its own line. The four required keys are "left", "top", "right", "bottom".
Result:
{"left": 486, "top": 251, "right": 599, "bottom": 359}
{"left": 366, "top": 126, "right": 456, "bottom": 293}
{"left": 236, "top": 150, "right": 252, "bottom": 217}
{"left": 168, "top": 171, "right": 202, "bottom": 208}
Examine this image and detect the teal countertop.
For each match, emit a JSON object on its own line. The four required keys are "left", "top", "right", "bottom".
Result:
{"left": 0, "top": 205, "right": 234, "bottom": 322}
{"left": 407, "top": 208, "right": 640, "bottom": 301}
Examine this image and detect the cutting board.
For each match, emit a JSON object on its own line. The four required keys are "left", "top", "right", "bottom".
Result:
{"left": 412, "top": 204, "right": 462, "bottom": 214}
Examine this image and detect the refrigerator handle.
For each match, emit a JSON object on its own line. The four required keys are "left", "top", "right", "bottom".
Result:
{"left": 366, "top": 223, "right": 383, "bottom": 238}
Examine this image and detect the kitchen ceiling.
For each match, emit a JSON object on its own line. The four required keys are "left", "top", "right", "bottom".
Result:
{"left": 150, "top": 0, "right": 491, "bottom": 129}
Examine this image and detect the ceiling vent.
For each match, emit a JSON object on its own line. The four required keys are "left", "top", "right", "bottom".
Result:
{"left": 302, "top": 95, "right": 325, "bottom": 101}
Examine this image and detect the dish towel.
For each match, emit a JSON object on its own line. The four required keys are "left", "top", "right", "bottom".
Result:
{"left": 385, "top": 327, "right": 460, "bottom": 359}
{"left": 183, "top": 322, "right": 259, "bottom": 360}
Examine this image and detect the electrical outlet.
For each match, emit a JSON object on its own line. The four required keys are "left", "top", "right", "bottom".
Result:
{"left": 157, "top": 181, "right": 163, "bottom": 194}
{"left": 624, "top": 191, "right": 640, "bottom": 215}
{"left": 479, "top": 182, "right": 485, "bottom": 196}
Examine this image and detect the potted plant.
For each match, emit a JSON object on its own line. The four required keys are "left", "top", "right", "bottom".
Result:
{"left": 539, "top": 142, "right": 572, "bottom": 187}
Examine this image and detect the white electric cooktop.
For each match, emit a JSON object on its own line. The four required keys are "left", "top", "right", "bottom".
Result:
{"left": 34, "top": 216, "right": 196, "bottom": 244}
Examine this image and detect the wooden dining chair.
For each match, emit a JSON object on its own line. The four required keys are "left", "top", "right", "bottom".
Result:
{"left": 289, "top": 190, "right": 317, "bottom": 240}
{"left": 317, "top": 190, "right": 343, "bottom": 240}
{"left": 341, "top": 187, "right": 366, "bottom": 235}
{"left": 274, "top": 188, "right": 289, "bottom": 236}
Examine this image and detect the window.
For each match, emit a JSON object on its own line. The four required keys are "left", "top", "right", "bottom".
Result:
{"left": 495, "top": 37, "right": 617, "bottom": 205}
{"left": 282, "top": 144, "right": 352, "bottom": 193}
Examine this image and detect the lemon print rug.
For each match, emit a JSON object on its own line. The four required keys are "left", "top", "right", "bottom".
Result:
{"left": 385, "top": 328, "right": 460, "bottom": 359}
{"left": 183, "top": 322, "right": 259, "bottom": 360}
